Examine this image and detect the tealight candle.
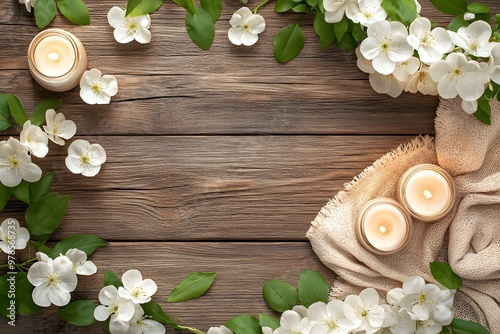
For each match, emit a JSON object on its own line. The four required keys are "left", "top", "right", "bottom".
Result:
{"left": 397, "top": 164, "right": 455, "bottom": 222}
{"left": 28, "top": 29, "right": 87, "bottom": 92}
{"left": 356, "top": 198, "right": 412, "bottom": 255}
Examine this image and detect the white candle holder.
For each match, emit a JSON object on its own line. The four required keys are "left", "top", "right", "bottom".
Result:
{"left": 397, "top": 164, "right": 456, "bottom": 222}
{"left": 28, "top": 28, "right": 87, "bottom": 92}
{"left": 356, "top": 198, "right": 412, "bottom": 255}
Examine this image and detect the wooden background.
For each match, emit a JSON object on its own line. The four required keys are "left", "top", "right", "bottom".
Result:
{"left": 1, "top": 0, "right": 499, "bottom": 332}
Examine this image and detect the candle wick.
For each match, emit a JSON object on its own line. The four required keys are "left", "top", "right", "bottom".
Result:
{"left": 48, "top": 52, "right": 60, "bottom": 62}
{"left": 378, "top": 225, "right": 389, "bottom": 235}
{"left": 423, "top": 190, "right": 433, "bottom": 200}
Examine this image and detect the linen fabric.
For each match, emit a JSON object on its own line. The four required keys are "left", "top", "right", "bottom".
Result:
{"left": 307, "top": 97, "right": 500, "bottom": 331}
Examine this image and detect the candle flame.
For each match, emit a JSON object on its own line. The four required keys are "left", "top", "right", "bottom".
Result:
{"left": 48, "top": 52, "right": 60, "bottom": 62}
{"left": 378, "top": 225, "right": 389, "bottom": 235}
{"left": 423, "top": 190, "right": 433, "bottom": 200}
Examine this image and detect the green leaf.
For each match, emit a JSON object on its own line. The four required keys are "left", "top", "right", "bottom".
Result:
{"left": 473, "top": 13, "right": 490, "bottom": 23}
{"left": 306, "top": 0, "right": 318, "bottom": 6}
{"left": 450, "top": 318, "right": 490, "bottom": 334}
{"left": 382, "top": 0, "right": 417, "bottom": 26}
{"left": 274, "top": 23, "right": 305, "bottom": 63}
{"left": 28, "top": 173, "right": 53, "bottom": 203}
{"left": 172, "top": 0, "right": 196, "bottom": 16}
{"left": 185, "top": 7, "right": 215, "bottom": 50}
{"left": 104, "top": 271, "right": 123, "bottom": 288}
{"left": 126, "top": 0, "right": 164, "bottom": 17}
{"left": 430, "top": 262, "right": 463, "bottom": 289}
{"left": 7, "top": 94, "right": 27, "bottom": 126}
{"left": 142, "top": 301, "right": 183, "bottom": 330}
{"left": 167, "top": 272, "right": 216, "bottom": 302}
{"left": 336, "top": 30, "right": 356, "bottom": 51}
{"left": 30, "top": 240, "right": 53, "bottom": 255}
{"left": 447, "top": 15, "right": 468, "bottom": 32}
{"left": 0, "top": 115, "right": 12, "bottom": 131}
{"left": 430, "top": 0, "right": 467, "bottom": 15}
{"left": 0, "top": 94, "right": 9, "bottom": 119}
{"left": 57, "top": 0, "right": 90, "bottom": 25}
{"left": 352, "top": 24, "right": 367, "bottom": 42}
{"left": 58, "top": 300, "right": 96, "bottom": 326}
{"left": 292, "top": 4, "right": 308, "bottom": 13}
{"left": 314, "top": 12, "right": 335, "bottom": 49}
{"left": 298, "top": 269, "right": 329, "bottom": 307}
{"left": 31, "top": 99, "right": 62, "bottom": 126}
{"left": 225, "top": 315, "right": 262, "bottom": 334}
{"left": 34, "top": 0, "right": 58, "bottom": 29}
{"left": 262, "top": 279, "right": 298, "bottom": 312}
{"left": 0, "top": 272, "right": 43, "bottom": 315}
{"left": 52, "top": 234, "right": 108, "bottom": 257}
{"left": 441, "top": 326, "right": 451, "bottom": 334}
{"left": 333, "top": 16, "right": 349, "bottom": 44}
{"left": 25, "top": 193, "right": 69, "bottom": 242}
{"left": 0, "top": 184, "right": 10, "bottom": 210}
{"left": 474, "top": 95, "right": 492, "bottom": 125}
{"left": 9, "top": 181, "right": 30, "bottom": 204}
{"left": 467, "top": 3, "right": 489, "bottom": 14}
{"left": 200, "top": 0, "right": 222, "bottom": 23}
{"left": 275, "top": 0, "right": 295, "bottom": 12}
{"left": 259, "top": 313, "right": 280, "bottom": 331}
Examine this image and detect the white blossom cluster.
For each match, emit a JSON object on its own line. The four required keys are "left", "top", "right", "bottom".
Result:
{"left": 94, "top": 269, "right": 165, "bottom": 334}
{"left": 27, "top": 249, "right": 97, "bottom": 307}
{"left": 209, "top": 276, "right": 455, "bottom": 334}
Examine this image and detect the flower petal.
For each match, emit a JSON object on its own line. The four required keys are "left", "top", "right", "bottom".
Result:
{"left": 32, "top": 285, "right": 51, "bottom": 307}
{"left": 107, "top": 7, "right": 126, "bottom": 29}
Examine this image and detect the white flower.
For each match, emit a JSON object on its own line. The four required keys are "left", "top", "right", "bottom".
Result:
{"left": 449, "top": 20, "right": 496, "bottom": 57}
{"left": 207, "top": 325, "right": 233, "bottom": 334}
{"left": 118, "top": 269, "right": 157, "bottom": 304}
{"left": 228, "top": 7, "right": 265, "bottom": 47}
{"left": 429, "top": 52, "right": 488, "bottom": 101}
{"left": 19, "top": 0, "right": 36, "bottom": 12}
{"left": 20, "top": 121, "right": 49, "bottom": 158}
{"left": 400, "top": 276, "right": 443, "bottom": 321}
{"left": 324, "top": 0, "right": 354, "bottom": 23}
{"left": 43, "top": 109, "right": 76, "bottom": 146}
{"left": 489, "top": 44, "right": 500, "bottom": 84}
{"left": 405, "top": 65, "right": 438, "bottom": 95}
{"left": 293, "top": 304, "right": 309, "bottom": 318}
{"left": 108, "top": 7, "right": 152, "bottom": 44}
{"left": 94, "top": 285, "right": 136, "bottom": 333}
{"left": 274, "top": 310, "right": 315, "bottom": 334}
{"left": 462, "top": 99, "right": 478, "bottom": 114}
{"left": 27, "top": 255, "right": 77, "bottom": 307}
{"left": 415, "top": 318, "right": 442, "bottom": 334}
{"left": 360, "top": 20, "right": 414, "bottom": 75}
{"left": 344, "top": 288, "right": 385, "bottom": 334}
{"left": 346, "top": 0, "right": 387, "bottom": 28}
{"left": 0, "top": 137, "right": 42, "bottom": 187}
{"left": 0, "top": 218, "right": 29, "bottom": 253}
{"left": 64, "top": 248, "right": 97, "bottom": 276}
{"left": 79, "top": 68, "right": 118, "bottom": 105}
{"left": 127, "top": 305, "right": 165, "bottom": 334}
{"left": 393, "top": 57, "right": 420, "bottom": 82}
{"left": 414, "top": 0, "right": 421, "bottom": 13}
{"left": 407, "top": 17, "right": 453, "bottom": 64}
{"left": 382, "top": 288, "right": 417, "bottom": 334}
{"left": 262, "top": 327, "right": 273, "bottom": 334}
{"left": 464, "top": 12, "right": 475, "bottom": 21}
{"left": 65, "top": 139, "right": 107, "bottom": 177}
{"left": 307, "top": 300, "right": 358, "bottom": 333}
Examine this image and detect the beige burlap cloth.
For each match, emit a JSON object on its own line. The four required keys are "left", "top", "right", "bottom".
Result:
{"left": 307, "top": 97, "right": 500, "bottom": 331}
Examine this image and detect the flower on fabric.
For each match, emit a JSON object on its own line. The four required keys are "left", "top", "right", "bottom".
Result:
{"left": 127, "top": 305, "right": 165, "bottom": 334}
{"left": 94, "top": 285, "right": 136, "bottom": 334}
{"left": 20, "top": 121, "right": 49, "bottom": 158}
{"left": 64, "top": 248, "right": 97, "bottom": 275}
{"left": 207, "top": 325, "right": 233, "bottom": 334}
{"left": 405, "top": 65, "right": 438, "bottom": 95}
{"left": 360, "top": 20, "right": 414, "bottom": 75}
{"left": 461, "top": 99, "right": 478, "bottom": 114}
{"left": 79, "top": 68, "right": 118, "bottom": 105}
{"left": 381, "top": 288, "right": 417, "bottom": 334}
{"left": 0, "top": 218, "right": 29, "bottom": 253}
{"left": 449, "top": 20, "right": 496, "bottom": 57}
{"left": 65, "top": 139, "right": 107, "bottom": 177}
{"left": 43, "top": 109, "right": 76, "bottom": 146}
{"left": 118, "top": 269, "right": 158, "bottom": 304}
{"left": 346, "top": 0, "right": 387, "bottom": 28}
{"left": 344, "top": 288, "right": 385, "bottom": 334}
{"left": 0, "top": 137, "right": 42, "bottom": 187}
{"left": 407, "top": 17, "right": 453, "bottom": 64}
{"left": 489, "top": 44, "right": 500, "bottom": 84}
{"left": 27, "top": 254, "right": 77, "bottom": 307}
{"left": 274, "top": 310, "right": 315, "bottom": 334}
{"left": 19, "top": 0, "right": 36, "bottom": 12}
{"left": 414, "top": 318, "right": 443, "bottom": 334}
{"left": 307, "top": 300, "right": 358, "bottom": 334}
{"left": 107, "top": 7, "right": 152, "bottom": 44}
{"left": 429, "top": 52, "right": 488, "bottom": 101}
{"left": 324, "top": 0, "right": 354, "bottom": 23}
{"left": 228, "top": 7, "right": 265, "bottom": 47}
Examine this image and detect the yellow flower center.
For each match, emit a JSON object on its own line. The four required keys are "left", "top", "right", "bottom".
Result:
{"left": 361, "top": 309, "right": 369, "bottom": 318}
{"left": 8, "top": 154, "right": 20, "bottom": 171}
{"left": 421, "top": 34, "right": 435, "bottom": 46}
{"left": 91, "top": 83, "right": 102, "bottom": 94}
{"left": 325, "top": 318, "right": 338, "bottom": 329}
{"left": 46, "top": 274, "right": 59, "bottom": 286}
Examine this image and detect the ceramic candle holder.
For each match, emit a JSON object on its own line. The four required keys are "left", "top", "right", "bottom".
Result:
{"left": 356, "top": 198, "right": 412, "bottom": 255}
{"left": 28, "top": 28, "right": 87, "bottom": 92}
{"left": 397, "top": 164, "right": 456, "bottom": 222}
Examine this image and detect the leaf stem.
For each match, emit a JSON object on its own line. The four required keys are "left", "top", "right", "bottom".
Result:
{"left": 253, "top": 0, "right": 275, "bottom": 14}
{"left": 0, "top": 257, "right": 37, "bottom": 270}
{"left": 176, "top": 325, "right": 206, "bottom": 334}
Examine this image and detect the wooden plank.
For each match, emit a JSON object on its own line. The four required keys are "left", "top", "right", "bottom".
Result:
{"left": 3, "top": 135, "right": 417, "bottom": 241}
{"left": 2, "top": 242, "right": 334, "bottom": 333}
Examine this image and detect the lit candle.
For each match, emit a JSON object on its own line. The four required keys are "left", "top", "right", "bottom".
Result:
{"left": 28, "top": 29, "right": 87, "bottom": 92}
{"left": 356, "top": 198, "right": 412, "bottom": 255}
{"left": 397, "top": 164, "right": 456, "bottom": 222}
